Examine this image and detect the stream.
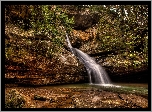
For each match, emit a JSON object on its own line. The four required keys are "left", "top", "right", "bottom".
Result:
{"left": 38, "top": 83, "right": 148, "bottom": 98}
{"left": 5, "top": 83, "right": 148, "bottom": 108}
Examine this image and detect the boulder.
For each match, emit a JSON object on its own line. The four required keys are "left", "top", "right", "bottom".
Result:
{"left": 69, "top": 13, "right": 100, "bottom": 31}
{"left": 5, "top": 89, "right": 26, "bottom": 108}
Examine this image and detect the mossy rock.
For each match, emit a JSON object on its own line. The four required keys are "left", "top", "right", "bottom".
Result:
{"left": 5, "top": 89, "right": 26, "bottom": 108}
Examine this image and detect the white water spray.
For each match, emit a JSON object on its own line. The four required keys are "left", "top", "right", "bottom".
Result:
{"left": 66, "top": 33, "right": 111, "bottom": 85}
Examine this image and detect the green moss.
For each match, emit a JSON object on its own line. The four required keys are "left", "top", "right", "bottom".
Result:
{"left": 95, "top": 85, "right": 148, "bottom": 99}
{"left": 5, "top": 89, "right": 26, "bottom": 108}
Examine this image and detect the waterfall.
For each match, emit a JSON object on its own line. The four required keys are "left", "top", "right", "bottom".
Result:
{"left": 65, "top": 33, "right": 111, "bottom": 84}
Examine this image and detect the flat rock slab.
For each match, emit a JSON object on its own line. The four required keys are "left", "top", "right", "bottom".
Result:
{"left": 5, "top": 86, "right": 148, "bottom": 108}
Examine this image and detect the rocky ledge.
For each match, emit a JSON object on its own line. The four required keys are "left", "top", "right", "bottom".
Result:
{"left": 5, "top": 85, "right": 148, "bottom": 108}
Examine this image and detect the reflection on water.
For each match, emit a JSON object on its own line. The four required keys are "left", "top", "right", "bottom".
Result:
{"left": 38, "top": 83, "right": 148, "bottom": 89}
{"left": 113, "top": 83, "right": 148, "bottom": 88}
{"left": 5, "top": 83, "right": 148, "bottom": 99}
{"left": 5, "top": 83, "right": 148, "bottom": 90}
{"left": 36, "top": 83, "right": 148, "bottom": 98}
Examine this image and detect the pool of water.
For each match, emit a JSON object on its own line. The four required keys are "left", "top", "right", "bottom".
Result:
{"left": 39, "top": 83, "right": 148, "bottom": 96}
{"left": 38, "top": 83, "right": 148, "bottom": 89}
{"left": 5, "top": 82, "right": 148, "bottom": 99}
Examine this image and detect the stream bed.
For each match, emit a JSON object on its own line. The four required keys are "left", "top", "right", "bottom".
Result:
{"left": 5, "top": 83, "right": 148, "bottom": 108}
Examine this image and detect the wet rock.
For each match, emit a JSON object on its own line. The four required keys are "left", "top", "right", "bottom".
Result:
{"left": 33, "top": 95, "right": 48, "bottom": 101}
{"left": 118, "top": 94, "right": 148, "bottom": 108}
{"left": 5, "top": 86, "right": 148, "bottom": 108}
{"left": 92, "top": 96, "right": 101, "bottom": 102}
{"left": 40, "top": 101, "right": 51, "bottom": 108}
{"left": 46, "top": 102, "right": 58, "bottom": 108}
{"left": 58, "top": 104, "right": 75, "bottom": 108}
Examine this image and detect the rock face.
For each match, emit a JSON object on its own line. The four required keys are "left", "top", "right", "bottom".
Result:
{"left": 4, "top": 6, "right": 148, "bottom": 86}
{"left": 5, "top": 23, "right": 88, "bottom": 86}
{"left": 4, "top": 10, "right": 101, "bottom": 86}
{"left": 69, "top": 28, "right": 148, "bottom": 83}
{"left": 69, "top": 13, "right": 100, "bottom": 31}
{"left": 5, "top": 49, "right": 87, "bottom": 86}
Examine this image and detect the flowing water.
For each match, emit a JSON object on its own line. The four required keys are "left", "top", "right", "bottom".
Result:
{"left": 6, "top": 83, "right": 148, "bottom": 97}
{"left": 66, "top": 34, "right": 110, "bottom": 85}
{"left": 38, "top": 83, "right": 148, "bottom": 89}
{"left": 38, "top": 83, "right": 148, "bottom": 98}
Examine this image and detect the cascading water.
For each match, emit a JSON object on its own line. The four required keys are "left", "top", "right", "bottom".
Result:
{"left": 65, "top": 33, "right": 111, "bottom": 85}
